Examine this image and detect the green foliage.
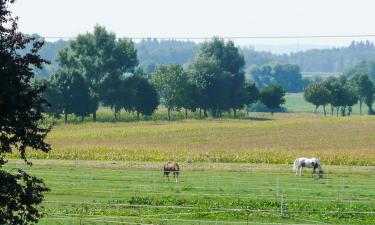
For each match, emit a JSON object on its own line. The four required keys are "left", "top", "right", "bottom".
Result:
{"left": 51, "top": 69, "right": 97, "bottom": 122}
{"left": 344, "top": 60, "right": 375, "bottom": 81}
{"left": 152, "top": 64, "right": 188, "bottom": 120}
{"left": 56, "top": 25, "right": 138, "bottom": 121}
{"left": 0, "top": 1, "right": 51, "bottom": 223}
{"left": 260, "top": 84, "right": 286, "bottom": 114}
{"left": 323, "top": 77, "right": 359, "bottom": 116}
{"left": 304, "top": 83, "right": 331, "bottom": 115}
{"left": 247, "top": 63, "right": 305, "bottom": 92}
{"left": 349, "top": 73, "right": 375, "bottom": 114}
{"left": 124, "top": 73, "right": 159, "bottom": 119}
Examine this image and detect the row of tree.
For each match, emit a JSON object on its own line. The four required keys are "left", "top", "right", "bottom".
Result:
{"left": 40, "top": 26, "right": 286, "bottom": 122}
{"left": 304, "top": 73, "right": 374, "bottom": 116}
{"left": 246, "top": 63, "right": 307, "bottom": 92}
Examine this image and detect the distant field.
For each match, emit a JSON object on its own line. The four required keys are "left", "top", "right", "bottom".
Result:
{"left": 6, "top": 161, "right": 374, "bottom": 225}
{"left": 285, "top": 93, "right": 364, "bottom": 114}
{"left": 18, "top": 114, "right": 375, "bottom": 165}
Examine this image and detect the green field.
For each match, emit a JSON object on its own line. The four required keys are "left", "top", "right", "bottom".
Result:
{"left": 7, "top": 161, "right": 374, "bottom": 225}
{"left": 284, "top": 93, "right": 364, "bottom": 114}
{"left": 9, "top": 108, "right": 375, "bottom": 224}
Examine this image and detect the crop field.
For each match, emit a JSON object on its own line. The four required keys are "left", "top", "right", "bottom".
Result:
{"left": 6, "top": 161, "right": 375, "bottom": 225}
{"left": 17, "top": 114, "right": 375, "bottom": 165}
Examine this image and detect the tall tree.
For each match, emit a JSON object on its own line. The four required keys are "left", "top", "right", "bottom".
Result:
{"left": 260, "top": 84, "right": 286, "bottom": 115}
{"left": 304, "top": 82, "right": 331, "bottom": 115}
{"left": 51, "top": 69, "right": 97, "bottom": 122}
{"left": 0, "top": 1, "right": 50, "bottom": 224}
{"left": 123, "top": 74, "right": 159, "bottom": 120}
{"left": 349, "top": 73, "right": 374, "bottom": 115}
{"left": 187, "top": 56, "right": 230, "bottom": 117}
{"left": 56, "top": 26, "right": 138, "bottom": 121}
{"left": 152, "top": 64, "right": 188, "bottom": 120}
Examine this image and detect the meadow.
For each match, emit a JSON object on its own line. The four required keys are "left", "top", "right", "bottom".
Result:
{"left": 19, "top": 113, "right": 375, "bottom": 166}
{"left": 6, "top": 161, "right": 374, "bottom": 225}
{"left": 284, "top": 93, "right": 364, "bottom": 114}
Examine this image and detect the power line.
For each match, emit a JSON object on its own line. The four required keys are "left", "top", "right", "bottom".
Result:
{"left": 41, "top": 34, "right": 375, "bottom": 40}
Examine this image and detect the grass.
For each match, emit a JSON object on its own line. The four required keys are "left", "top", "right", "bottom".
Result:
{"left": 6, "top": 161, "right": 374, "bottom": 225}
{"left": 285, "top": 93, "right": 365, "bottom": 114}
{"left": 16, "top": 113, "right": 375, "bottom": 165}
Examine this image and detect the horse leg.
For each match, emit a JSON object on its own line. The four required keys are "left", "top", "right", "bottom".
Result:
{"left": 175, "top": 172, "right": 179, "bottom": 182}
{"left": 164, "top": 172, "right": 170, "bottom": 182}
{"left": 312, "top": 168, "right": 315, "bottom": 178}
{"left": 300, "top": 167, "right": 303, "bottom": 176}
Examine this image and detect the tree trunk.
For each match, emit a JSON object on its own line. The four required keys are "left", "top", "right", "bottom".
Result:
{"left": 114, "top": 111, "right": 117, "bottom": 121}
{"left": 137, "top": 112, "right": 140, "bottom": 121}
{"left": 167, "top": 108, "right": 171, "bottom": 121}
{"left": 331, "top": 105, "right": 334, "bottom": 116}
{"left": 336, "top": 107, "right": 339, "bottom": 117}
{"left": 359, "top": 100, "right": 362, "bottom": 115}
{"left": 185, "top": 109, "right": 188, "bottom": 119}
{"left": 204, "top": 108, "right": 208, "bottom": 117}
{"left": 199, "top": 108, "right": 202, "bottom": 119}
{"left": 315, "top": 105, "right": 318, "bottom": 114}
{"left": 323, "top": 105, "right": 326, "bottom": 116}
{"left": 93, "top": 111, "right": 97, "bottom": 122}
{"left": 64, "top": 111, "right": 68, "bottom": 124}
{"left": 81, "top": 116, "right": 84, "bottom": 122}
{"left": 233, "top": 109, "right": 237, "bottom": 118}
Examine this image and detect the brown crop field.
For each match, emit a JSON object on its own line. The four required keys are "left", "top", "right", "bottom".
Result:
{"left": 17, "top": 113, "right": 375, "bottom": 165}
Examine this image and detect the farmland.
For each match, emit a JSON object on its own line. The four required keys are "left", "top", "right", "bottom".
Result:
{"left": 8, "top": 112, "right": 375, "bottom": 224}
{"left": 18, "top": 113, "right": 375, "bottom": 166}
{"left": 6, "top": 161, "right": 375, "bottom": 225}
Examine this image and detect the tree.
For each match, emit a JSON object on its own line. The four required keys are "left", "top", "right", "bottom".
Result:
{"left": 187, "top": 56, "right": 229, "bottom": 117}
{"left": 344, "top": 60, "right": 375, "bottom": 82}
{"left": 349, "top": 73, "right": 374, "bottom": 115}
{"left": 152, "top": 64, "right": 188, "bottom": 120}
{"left": 56, "top": 26, "right": 138, "bottom": 121}
{"left": 304, "top": 83, "right": 331, "bottom": 115}
{"left": 123, "top": 74, "right": 159, "bottom": 120}
{"left": 199, "top": 38, "right": 247, "bottom": 116}
{"left": 0, "top": 1, "right": 50, "bottom": 224}
{"left": 52, "top": 69, "right": 97, "bottom": 122}
{"left": 260, "top": 84, "right": 286, "bottom": 115}
{"left": 247, "top": 63, "right": 305, "bottom": 92}
{"left": 34, "top": 78, "right": 63, "bottom": 118}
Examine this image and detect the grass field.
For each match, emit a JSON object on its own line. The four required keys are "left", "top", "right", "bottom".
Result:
{"left": 17, "top": 113, "right": 375, "bottom": 166}
{"left": 7, "top": 161, "right": 375, "bottom": 225}
{"left": 284, "top": 93, "right": 364, "bottom": 114}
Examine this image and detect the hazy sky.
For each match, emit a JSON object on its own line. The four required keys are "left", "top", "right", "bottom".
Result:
{"left": 10, "top": 0, "right": 375, "bottom": 47}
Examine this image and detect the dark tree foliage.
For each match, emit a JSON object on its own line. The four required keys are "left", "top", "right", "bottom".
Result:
{"left": 0, "top": 0, "right": 50, "bottom": 224}
{"left": 260, "top": 84, "right": 286, "bottom": 115}
{"left": 51, "top": 69, "right": 97, "bottom": 122}
{"left": 247, "top": 63, "right": 305, "bottom": 92}
{"left": 33, "top": 78, "right": 63, "bottom": 118}
{"left": 56, "top": 26, "right": 138, "bottom": 121}
{"left": 124, "top": 74, "right": 159, "bottom": 119}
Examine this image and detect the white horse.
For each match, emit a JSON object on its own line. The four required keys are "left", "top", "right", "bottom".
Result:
{"left": 293, "top": 157, "right": 324, "bottom": 178}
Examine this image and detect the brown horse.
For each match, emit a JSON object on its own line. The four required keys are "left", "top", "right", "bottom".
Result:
{"left": 163, "top": 162, "right": 180, "bottom": 182}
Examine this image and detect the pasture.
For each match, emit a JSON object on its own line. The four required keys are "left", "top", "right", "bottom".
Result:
{"left": 7, "top": 160, "right": 375, "bottom": 225}
{"left": 18, "top": 114, "right": 375, "bottom": 165}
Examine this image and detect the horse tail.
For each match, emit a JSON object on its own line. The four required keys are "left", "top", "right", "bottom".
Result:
{"left": 293, "top": 158, "right": 300, "bottom": 171}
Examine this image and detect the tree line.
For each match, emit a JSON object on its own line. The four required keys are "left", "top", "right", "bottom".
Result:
{"left": 304, "top": 73, "right": 374, "bottom": 116}
{"left": 38, "top": 26, "right": 286, "bottom": 122}
{"left": 33, "top": 36, "right": 375, "bottom": 77}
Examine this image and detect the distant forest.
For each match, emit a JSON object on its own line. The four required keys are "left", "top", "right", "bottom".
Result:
{"left": 33, "top": 36, "right": 375, "bottom": 77}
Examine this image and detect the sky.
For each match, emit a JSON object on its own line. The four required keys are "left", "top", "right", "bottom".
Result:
{"left": 10, "top": 0, "right": 375, "bottom": 51}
